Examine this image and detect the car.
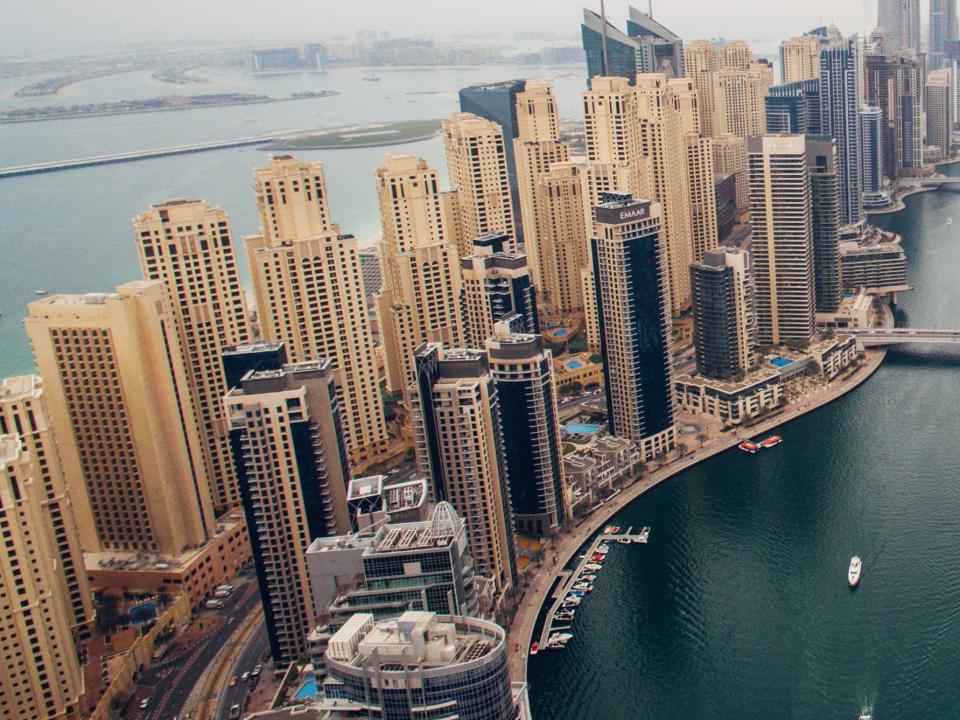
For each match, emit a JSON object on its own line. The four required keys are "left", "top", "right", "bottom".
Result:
{"left": 229, "top": 704, "right": 241, "bottom": 719}
{"left": 241, "top": 672, "right": 250, "bottom": 683}
{"left": 204, "top": 599, "right": 224, "bottom": 610}
{"left": 229, "top": 676, "right": 238, "bottom": 687}
{"left": 216, "top": 584, "right": 235, "bottom": 593}
{"left": 251, "top": 664, "right": 263, "bottom": 678}
{"left": 214, "top": 590, "right": 231, "bottom": 598}
{"left": 139, "top": 698, "right": 150, "bottom": 710}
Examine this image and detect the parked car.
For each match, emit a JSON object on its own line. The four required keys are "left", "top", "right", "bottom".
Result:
{"left": 205, "top": 599, "right": 224, "bottom": 610}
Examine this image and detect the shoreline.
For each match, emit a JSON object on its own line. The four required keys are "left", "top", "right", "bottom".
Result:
{"left": 509, "top": 333, "right": 891, "bottom": 685}
{"left": 0, "top": 92, "right": 339, "bottom": 125}
{"left": 865, "top": 184, "right": 937, "bottom": 215}
{"left": 258, "top": 131, "right": 439, "bottom": 152}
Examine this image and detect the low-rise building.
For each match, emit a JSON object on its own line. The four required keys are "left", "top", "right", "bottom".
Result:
{"left": 553, "top": 352, "right": 604, "bottom": 391}
{"left": 85, "top": 514, "right": 250, "bottom": 609}
{"left": 322, "top": 611, "right": 530, "bottom": 720}
{"left": 839, "top": 240, "right": 908, "bottom": 292}
{"left": 817, "top": 287, "right": 874, "bottom": 330}
{"left": 674, "top": 371, "right": 784, "bottom": 426}
{"left": 809, "top": 335, "right": 859, "bottom": 380}
{"left": 563, "top": 436, "right": 644, "bottom": 512}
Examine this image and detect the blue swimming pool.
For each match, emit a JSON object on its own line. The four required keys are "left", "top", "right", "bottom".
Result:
{"left": 567, "top": 359, "right": 583, "bottom": 369}
{"left": 294, "top": 675, "right": 318, "bottom": 700}
{"left": 770, "top": 357, "right": 793, "bottom": 368}
{"left": 564, "top": 423, "right": 601, "bottom": 435}
{"left": 554, "top": 328, "right": 569, "bottom": 337}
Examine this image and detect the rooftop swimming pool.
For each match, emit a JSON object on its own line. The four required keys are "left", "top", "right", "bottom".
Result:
{"left": 294, "top": 675, "right": 318, "bottom": 700}
{"left": 554, "top": 328, "right": 569, "bottom": 337}
{"left": 564, "top": 423, "right": 601, "bottom": 435}
{"left": 770, "top": 357, "right": 793, "bottom": 368}
{"left": 566, "top": 359, "right": 583, "bottom": 369}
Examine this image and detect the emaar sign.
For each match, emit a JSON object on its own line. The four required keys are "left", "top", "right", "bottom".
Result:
{"left": 595, "top": 201, "right": 653, "bottom": 225}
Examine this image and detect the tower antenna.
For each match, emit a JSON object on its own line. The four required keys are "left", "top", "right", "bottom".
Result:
{"left": 600, "top": 0, "right": 610, "bottom": 76}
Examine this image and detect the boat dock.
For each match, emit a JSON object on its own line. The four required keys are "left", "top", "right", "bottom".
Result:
{"left": 537, "top": 527, "right": 646, "bottom": 649}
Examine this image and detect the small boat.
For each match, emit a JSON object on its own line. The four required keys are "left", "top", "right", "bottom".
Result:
{"left": 596, "top": 544, "right": 611, "bottom": 554}
{"left": 761, "top": 435, "right": 783, "bottom": 448}
{"left": 591, "top": 554, "right": 605, "bottom": 563}
{"left": 739, "top": 440, "right": 761, "bottom": 453}
{"left": 556, "top": 612, "right": 576, "bottom": 622}
{"left": 584, "top": 563, "right": 603, "bottom": 572}
{"left": 574, "top": 583, "right": 593, "bottom": 592}
{"left": 34, "top": 289, "right": 48, "bottom": 296}
{"left": 604, "top": 526, "right": 615, "bottom": 534}
{"left": 361, "top": 73, "right": 381, "bottom": 81}
{"left": 530, "top": 642, "right": 539, "bottom": 655}
{"left": 609, "top": 526, "right": 620, "bottom": 533}
{"left": 848, "top": 556, "right": 862, "bottom": 587}
{"left": 562, "top": 597, "right": 581, "bottom": 606}
{"left": 947, "top": 218, "right": 954, "bottom": 226}
{"left": 634, "top": 527, "right": 651, "bottom": 544}
{"left": 580, "top": 574, "right": 597, "bottom": 582}
{"left": 858, "top": 715, "right": 873, "bottom": 720}
{"left": 617, "top": 537, "right": 632, "bottom": 545}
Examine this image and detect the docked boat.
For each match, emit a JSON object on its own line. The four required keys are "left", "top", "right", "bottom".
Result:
{"left": 848, "top": 556, "right": 862, "bottom": 587}
{"left": 634, "top": 527, "right": 651, "bottom": 544}
{"left": 761, "top": 435, "right": 783, "bottom": 448}
{"left": 858, "top": 715, "right": 873, "bottom": 720}
{"left": 34, "top": 289, "right": 48, "bottom": 296}
{"left": 574, "top": 583, "right": 593, "bottom": 592}
{"left": 549, "top": 632, "right": 573, "bottom": 643}
{"left": 562, "top": 596, "right": 581, "bottom": 606}
{"left": 591, "top": 553, "right": 605, "bottom": 562}
{"left": 597, "top": 544, "right": 611, "bottom": 554}
{"left": 530, "top": 642, "right": 539, "bottom": 655}
{"left": 617, "top": 537, "right": 632, "bottom": 545}
{"left": 556, "top": 611, "right": 576, "bottom": 622}
{"left": 607, "top": 526, "right": 620, "bottom": 534}
{"left": 584, "top": 563, "right": 603, "bottom": 572}
{"left": 580, "top": 574, "right": 597, "bottom": 582}
{"left": 739, "top": 440, "right": 761, "bottom": 453}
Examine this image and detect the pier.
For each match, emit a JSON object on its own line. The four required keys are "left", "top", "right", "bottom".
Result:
{"left": 0, "top": 134, "right": 291, "bottom": 179}
{"left": 536, "top": 527, "right": 646, "bottom": 650}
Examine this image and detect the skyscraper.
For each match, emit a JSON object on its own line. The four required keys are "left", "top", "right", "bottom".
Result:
{"left": 592, "top": 197, "right": 676, "bottom": 460}
{"left": 859, "top": 106, "right": 888, "bottom": 207}
{"left": 26, "top": 282, "right": 215, "bottom": 554}
{"left": 226, "top": 359, "right": 351, "bottom": 667}
{"left": 686, "top": 134, "right": 719, "bottom": 263}
{"left": 582, "top": 76, "right": 654, "bottom": 200}
{"left": 689, "top": 247, "right": 757, "bottom": 380}
{"left": 458, "top": 80, "right": 526, "bottom": 240}
{"left": 711, "top": 66, "right": 768, "bottom": 140}
{"left": 512, "top": 81, "right": 572, "bottom": 299}
{"left": 581, "top": 8, "right": 639, "bottom": 85}
{"left": 443, "top": 113, "right": 517, "bottom": 257}
{"left": 0, "top": 435, "right": 85, "bottom": 720}
{"left": 374, "top": 154, "right": 463, "bottom": 393}
{"left": 926, "top": 69, "right": 953, "bottom": 161}
{"left": 878, "top": 0, "right": 921, "bottom": 55}
{"left": 134, "top": 199, "right": 251, "bottom": 512}
{"left": 929, "top": 0, "right": 958, "bottom": 70}
{"left": 864, "top": 52, "right": 924, "bottom": 178}
{"left": 748, "top": 135, "right": 815, "bottom": 346}
{"left": 487, "top": 330, "right": 566, "bottom": 536}
{"left": 807, "top": 136, "right": 842, "bottom": 314}
{"left": 532, "top": 162, "right": 590, "bottom": 312}
{"left": 820, "top": 36, "right": 863, "bottom": 226}
{"left": 712, "top": 133, "right": 750, "bottom": 218}
{"left": 635, "top": 74, "right": 697, "bottom": 312}
{"left": 721, "top": 41, "right": 754, "bottom": 71}
{"left": 781, "top": 35, "right": 822, "bottom": 83}
{"left": 766, "top": 79, "right": 822, "bottom": 134}
{"left": 684, "top": 39, "right": 721, "bottom": 137}
{"left": 460, "top": 234, "right": 539, "bottom": 349}
{"left": 0, "top": 376, "right": 94, "bottom": 642}
{"left": 626, "top": 6, "right": 684, "bottom": 78}
{"left": 247, "top": 156, "right": 388, "bottom": 466}
{"left": 409, "top": 345, "right": 517, "bottom": 599}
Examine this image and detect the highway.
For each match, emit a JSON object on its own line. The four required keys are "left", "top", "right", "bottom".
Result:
{"left": 134, "top": 583, "right": 260, "bottom": 720}
{"left": 216, "top": 623, "right": 269, "bottom": 720}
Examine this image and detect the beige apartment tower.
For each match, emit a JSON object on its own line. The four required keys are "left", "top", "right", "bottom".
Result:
{"left": 721, "top": 41, "right": 754, "bottom": 70}
{"left": 781, "top": 35, "right": 822, "bottom": 83}
{"left": 711, "top": 68, "right": 767, "bottom": 140}
{"left": 748, "top": 135, "right": 815, "bottom": 345}
{"left": 0, "top": 376, "right": 94, "bottom": 642}
{"left": 926, "top": 69, "right": 952, "bottom": 162}
{"left": 409, "top": 345, "right": 517, "bottom": 599}
{"left": 713, "top": 133, "right": 750, "bottom": 218}
{"left": 134, "top": 199, "right": 251, "bottom": 512}
{"left": 247, "top": 156, "right": 389, "bottom": 465}
{"left": 375, "top": 154, "right": 463, "bottom": 392}
{"left": 684, "top": 39, "right": 721, "bottom": 137}
{"left": 513, "top": 82, "right": 571, "bottom": 295}
{"left": 685, "top": 134, "right": 719, "bottom": 263}
{"left": 443, "top": 113, "right": 516, "bottom": 256}
{"left": 0, "top": 435, "right": 85, "bottom": 720}
{"left": 25, "top": 281, "right": 215, "bottom": 556}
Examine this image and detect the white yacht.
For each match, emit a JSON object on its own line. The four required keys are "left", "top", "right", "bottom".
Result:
{"left": 848, "top": 556, "right": 862, "bottom": 587}
{"left": 634, "top": 526, "right": 651, "bottom": 544}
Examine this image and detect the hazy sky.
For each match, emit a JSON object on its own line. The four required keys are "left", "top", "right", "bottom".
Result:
{"left": 3, "top": 0, "right": 881, "bottom": 57}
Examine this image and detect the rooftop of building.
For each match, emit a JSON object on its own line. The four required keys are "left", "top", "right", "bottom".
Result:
{"left": 369, "top": 502, "right": 462, "bottom": 553}
{"left": 0, "top": 434, "right": 21, "bottom": 464}
{"left": 222, "top": 341, "right": 286, "bottom": 356}
{"left": 383, "top": 477, "right": 427, "bottom": 513}
{"left": 326, "top": 611, "right": 503, "bottom": 670}
{"left": 84, "top": 513, "right": 245, "bottom": 574}
{"left": 0, "top": 374, "right": 40, "bottom": 402}
{"left": 674, "top": 367, "right": 783, "bottom": 393}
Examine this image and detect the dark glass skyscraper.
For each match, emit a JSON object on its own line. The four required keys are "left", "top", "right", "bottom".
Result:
{"left": 487, "top": 332, "right": 566, "bottom": 536}
{"left": 592, "top": 196, "right": 675, "bottom": 460}
{"left": 767, "top": 80, "right": 822, "bottom": 134}
{"left": 806, "top": 135, "right": 842, "bottom": 313}
{"left": 581, "top": 8, "right": 639, "bottom": 85}
{"left": 626, "top": 5, "right": 684, "bottom": 78}
{"left": 819, "top": 38, "right": 863, "bottom": 226}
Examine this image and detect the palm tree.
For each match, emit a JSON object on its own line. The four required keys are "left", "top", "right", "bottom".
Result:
{"left": 696, "top": 432, "right": 708, "bottom": 448}
{"left": 676, "top": 441, "right": 689, "bottom": 457}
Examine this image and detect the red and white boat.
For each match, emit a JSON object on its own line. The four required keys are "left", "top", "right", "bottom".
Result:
{"left": 761, "top": 435, "right": 783, "bottom": 448}
{"left": 530, "top": 642, "right": 539, "bottom": 655}
{"left": 739, "top": 440, "right": 761, "bottom": 454}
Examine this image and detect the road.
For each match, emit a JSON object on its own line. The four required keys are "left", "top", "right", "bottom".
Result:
{"left": 217, "top": 623, "right": 269, "bottom": 719}
{"left": 135, "top": 584, "right": 260, "bottom": 720}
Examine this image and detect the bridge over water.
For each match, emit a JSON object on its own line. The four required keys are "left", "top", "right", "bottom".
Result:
{"left": 899, "top": 176, "right": 960, "bottom": 188}
{"left": 848, "top": 328, "right": 960, "bottom": 346}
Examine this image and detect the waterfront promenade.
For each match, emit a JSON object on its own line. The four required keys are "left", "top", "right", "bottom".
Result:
{"left": 508, "top": 337, "right": 891, "bottom": 684}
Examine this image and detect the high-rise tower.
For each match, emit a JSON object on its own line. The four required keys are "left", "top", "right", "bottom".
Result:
{"left": 747, "top": 135, "right": 815, "bottom": 346}
{"left": 592, "top": 197, "right": 676, "bottom": 460}
{"left": 247, "top": 156, "right": 388, "bottom": 466}
{"left": 781, "top": 35, "right": 822, "bottom": 83}
{"left": 26, "top": 282, "right": 215, "bottom": 554}
{"left": 877, "top": 0, "right": 921, "bottom": 55}
{"left": 820, "top": 37, "right": 863, "bottom": 226}
{"left": 134, "top": 199, "right": 251, "bottom": 512}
